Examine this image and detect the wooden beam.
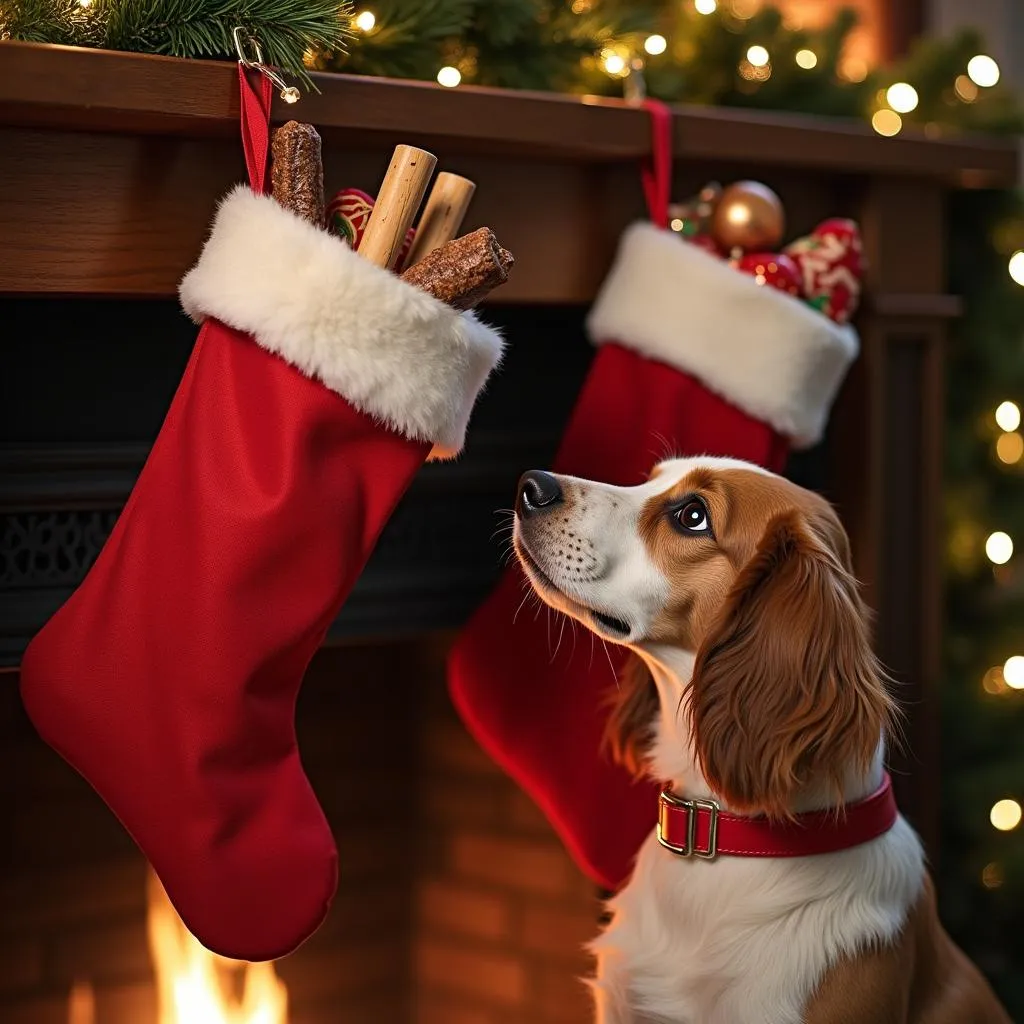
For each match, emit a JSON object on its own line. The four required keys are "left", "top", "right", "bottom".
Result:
{"left": 0, "top": 43, "right": 1017, "bottom": 185}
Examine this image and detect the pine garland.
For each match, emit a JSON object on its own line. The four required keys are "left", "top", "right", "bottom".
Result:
{"left": 2, "top": 0, "right": 352, "bottom": 87}
{"left": 1, "top": 0, "right": 86, "bottom": 44}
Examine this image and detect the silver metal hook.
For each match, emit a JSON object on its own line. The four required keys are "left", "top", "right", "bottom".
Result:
{"left": 624, "top": 56, "right": 648, "bottom": 105}
{"left": 233, "top": 26, "right": 301, "bottom": 104}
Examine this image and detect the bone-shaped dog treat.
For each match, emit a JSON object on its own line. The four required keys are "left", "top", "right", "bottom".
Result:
{"left": 400, "top": 227, "right": 515, "bottom": 310}
{"left": 270, "top": 121, "right": 325, "bottom": 226}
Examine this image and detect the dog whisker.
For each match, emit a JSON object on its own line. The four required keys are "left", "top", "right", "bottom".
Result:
{"left": 599, "top": 637, "right": 618, "bottom": 680}
{"left": 550, "top": 613, "right": 568, "bottom": 665}
{"left": 511, "top": 589, "right": 533, "bottom": 626}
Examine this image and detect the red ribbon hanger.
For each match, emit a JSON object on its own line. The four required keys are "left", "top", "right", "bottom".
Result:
{"left": 640, "top": 98, "right": 673, "bottom": 229}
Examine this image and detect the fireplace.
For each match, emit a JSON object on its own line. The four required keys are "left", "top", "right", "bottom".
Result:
{"left": 3, "top": 51, "right": 1006, "bottom": 1020}
{"left": 1, "top": 638, "right": 603, "bottom": 1024}
{"left": 0, "top": 292, "right": 930, "bottom": 1024}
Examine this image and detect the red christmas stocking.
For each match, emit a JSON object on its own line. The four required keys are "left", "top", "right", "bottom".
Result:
{"left": 19, "top": 71, "right": 504, "bottom": 961}
{"left": 449, "top": 109, "right": 858, "bottom": 891}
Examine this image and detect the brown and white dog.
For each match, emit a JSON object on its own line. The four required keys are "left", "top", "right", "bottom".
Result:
{"left": 513, "top": 456, "right": 1009, "bottom": 1024}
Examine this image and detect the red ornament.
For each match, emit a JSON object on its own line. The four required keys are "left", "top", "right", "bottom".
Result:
{"left": 326, "top": 187, "right": 416, "bottom": 264}
{"left": 733, "top": 252, "right": 803, "bottom": 297}
{"left": 784, "top": 218, "right": 863, "bottom": 324}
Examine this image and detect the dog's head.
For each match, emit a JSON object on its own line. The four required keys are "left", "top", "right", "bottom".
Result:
{"left": 513, "top": 456, "right": 893, "bottom": 818}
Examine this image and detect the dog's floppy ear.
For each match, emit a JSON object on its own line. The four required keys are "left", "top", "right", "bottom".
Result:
{"left": 689, "top": 508, "right": 893, "bottom": 819}
{"left": 603, "top": 652, "right": 659, "bottom": 778}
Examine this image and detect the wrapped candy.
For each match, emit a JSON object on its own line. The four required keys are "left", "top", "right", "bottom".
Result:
{"left": 326, "top": 187, "right": 416, "bottom": 264}
{"left": 785, "top": 218, "right": 864, "bottom": 325}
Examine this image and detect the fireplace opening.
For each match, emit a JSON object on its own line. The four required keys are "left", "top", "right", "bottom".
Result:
{"left": 1, "top": 638, "right": 604, "bottom": 1024}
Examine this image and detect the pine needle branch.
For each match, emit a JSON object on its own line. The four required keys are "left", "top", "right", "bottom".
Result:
{"left": 93, "top": 0, "right": 351, "bottom": 89}
{"left": 1, "top": 0, "right": 85, "bottom": 43}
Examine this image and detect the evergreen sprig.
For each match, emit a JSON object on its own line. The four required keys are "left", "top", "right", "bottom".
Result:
{"left": 1, "top": 0, "right": 86, "bottom": 44}
{"left": 4, "top": 0, "right": 351, "bottom": 87}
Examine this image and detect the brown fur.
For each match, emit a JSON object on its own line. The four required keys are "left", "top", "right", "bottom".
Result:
{"left": 690, "top": 506, "right": 894, "bottom": 819}
{"left": 606, "top": 468, "right": 895, "bottom": 817}
{"left": 803, "top": 878, "right": 1011, "bottom": 1023}
{"left": 603, "top": 654, "right": 658, "bottom": 777}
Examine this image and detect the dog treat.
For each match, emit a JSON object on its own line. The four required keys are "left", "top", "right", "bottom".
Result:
{"left": 270, "top": 121, "right": 324, "bottom": 226}
{"left": 400, "top": 227, "right": 514, "bottom": 309}
{"left": 358, "top": 145, "right": 437, "bottom": 269}
{"left": 402, "top": 172, "right": 477, "bottom": 269}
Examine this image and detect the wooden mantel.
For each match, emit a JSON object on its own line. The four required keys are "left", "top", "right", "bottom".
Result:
{"left": 0, "top": 41, "right": 1017, "bottom": 301}
{"left": 1, "top": 42, "right": 1020, "bottom": 854}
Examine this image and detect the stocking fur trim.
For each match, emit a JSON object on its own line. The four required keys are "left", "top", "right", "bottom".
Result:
{"left": 586, "top": 222, "right": 859, "bottom": 448}
{"left": 180, "top": 187, "right": 504, "bottom": 455}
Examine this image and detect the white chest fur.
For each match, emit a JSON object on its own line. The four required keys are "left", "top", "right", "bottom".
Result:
{"left": 590, "top": 816, "right": 925, "bottom": 1024}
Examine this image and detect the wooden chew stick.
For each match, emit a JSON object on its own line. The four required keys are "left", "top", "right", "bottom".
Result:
{"left": 401, "top": 227, "right": 514, "bottom": 310}
{"left": 270, "top": 122, "right": 324, "bottom": 226}
{"left": 402, "top": 172, "right": 477, "bottom": 269}
{"left": 358, "top": 145, "right": 438, "bottom": 269}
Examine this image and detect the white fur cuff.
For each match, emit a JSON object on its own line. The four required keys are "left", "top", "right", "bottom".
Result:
{"left": 180, "top": 187, "right": 504, "bottom": 453}
{"left": 586, "top": 223, "right": 859, "bottom": 448}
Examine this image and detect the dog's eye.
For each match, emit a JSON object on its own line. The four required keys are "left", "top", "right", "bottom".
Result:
{"left": 673, "top": 499, "right": 712, "bottom": 536}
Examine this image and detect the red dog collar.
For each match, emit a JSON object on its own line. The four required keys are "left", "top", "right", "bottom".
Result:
{"left": 657, "top": 773, "right": 898, "bottom": 859}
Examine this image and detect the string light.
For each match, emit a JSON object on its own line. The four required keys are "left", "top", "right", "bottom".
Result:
{"left": 739, "top": 60, "right": 771, "bottom": 82}
{"left": 436, "top": 66, "right": 462, "bottom": 87}
{"left": 954, "top": 74, "right": 978, "bottom": 102}
{"left": 986, "top": 531, "right": 1013, "bottom": 565}
{"left": 871, "top": 109, "right": 902, "bottom": 137}
{"left": 1009, "top": 251, "right": 1024, "bottom": 286}
{"left": 995, "top": 401, "right": 1021, "bottom": 431}
{"left": 982, "top": 667, "right": 1008, "bottom": 694}
{"left": 982, "top": 862, "right": 1005, "bottom": 889}
{"left": 795, "top": 49, "right": 817, "bottom": 70}
{"left": 695, "top": 0, "right": 717, "bottom": 12}
{"left": 746, "top": 45, "right": 769, "bottom": 68}
{"left": 353, "top": 9, "right": 375, "bottom": 31}
{"left": 670, "top": 218, "right": 684, "bottom": 232}
{"left": 886, "top": 82, "right": 919, "bottom": 113}
{"left": 996, "top": 431, "right": 1024, "bottom": 464}
{"left": 990, "top": 799, "right": 1022, "bottom": 831}
{"left": 967, "top": 54, "right": 1000, "bottom": 88}
{"left": 603, "top": 54, "right": 626, "bottom": 75}
{"left": 1003, "top": 656, "right": 1024, "bottom": 690}
{"left": 838, "top": 56, "right": 868, "bottom": 83}
{"left": 644, "top": 35, "right": 667, "bottom": 56}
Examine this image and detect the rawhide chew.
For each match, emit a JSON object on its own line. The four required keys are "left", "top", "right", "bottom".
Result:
{"left": 270, "top": 121, "right": 324, "bottom": 226}
{"left": 400, "top": 227, "right": 515, "bottom": 310}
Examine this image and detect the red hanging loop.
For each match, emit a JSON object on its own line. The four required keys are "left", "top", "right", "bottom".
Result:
{"left": 238, "top": 63, "right": 274, "bottom": 195}
{"left": 640, "top": 98, "right": 673, "bottom": 229}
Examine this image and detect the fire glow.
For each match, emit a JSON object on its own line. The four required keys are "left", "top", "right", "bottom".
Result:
{"left": 68, "top": 872, "right": 288, "bottom": 1024}
{"left": 148, "top": 872, "right": 288, "bottom": 1024}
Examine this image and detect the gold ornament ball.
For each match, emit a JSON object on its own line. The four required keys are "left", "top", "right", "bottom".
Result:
{"left": 711, "top": 181, "right": 785, "bottom": 252}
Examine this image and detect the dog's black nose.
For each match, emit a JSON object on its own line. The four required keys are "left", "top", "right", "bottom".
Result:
{"left": 518, "top": 470, "right": 563, "bottom": 516}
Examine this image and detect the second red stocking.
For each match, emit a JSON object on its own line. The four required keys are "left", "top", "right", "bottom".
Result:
{"left": 449, "top": 220, "right": 859, "bottom": 890}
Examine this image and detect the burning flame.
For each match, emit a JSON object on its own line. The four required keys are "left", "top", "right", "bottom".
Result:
{"left": 147, "top": 871, "right": 288, "bottom": 1024}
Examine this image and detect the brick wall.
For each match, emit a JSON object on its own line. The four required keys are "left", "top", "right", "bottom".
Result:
{"left": 411, "top": 635, "right": 601, "bottom": 1024}
{"left": 0, "top": 636, "right": 601, "bottom": 1024}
